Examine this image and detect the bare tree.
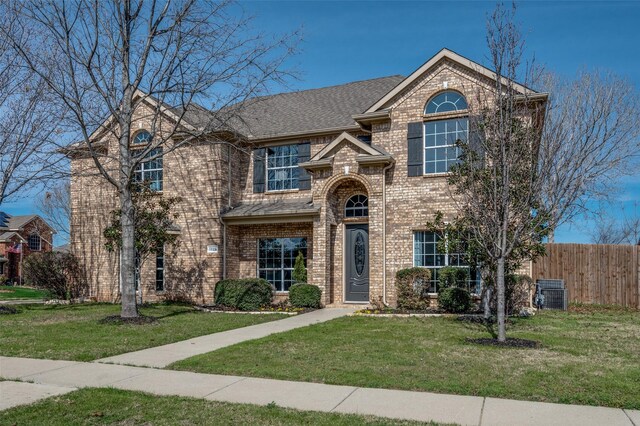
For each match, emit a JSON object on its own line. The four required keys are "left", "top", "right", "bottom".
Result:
{"left": 2, "top": 0, "right": 297, "bottom": 317}
{"left": 0, "top": 22, "right": 61, "bottom": 207}
{"left": 38, "top": 181, "right": 71, "bottom": 242}
{"left": 589, "top": 201, "right": 640, "bottom": 245}
{"left": 539, "top": 71, "right": 640, "bottom": 239}
{"left": 444, "top": 2, "right": 639, "bottom": 342}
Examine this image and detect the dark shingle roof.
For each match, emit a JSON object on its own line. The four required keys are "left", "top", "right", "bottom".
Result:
{"left": 222, "top": 199, "right": 319, "bottom": 220}
{"left": 0, "top": 212, "right": 9, "bottom": 228}
{"left": 5, "top": 215, "right": 37, "bottom": 230}
{"left": 231, "top": 75, "right": 404, "bottom": 139}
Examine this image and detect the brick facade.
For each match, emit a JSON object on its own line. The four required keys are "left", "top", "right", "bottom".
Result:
{"left": 70, "top": 52, "right": 535, "bottom": 306}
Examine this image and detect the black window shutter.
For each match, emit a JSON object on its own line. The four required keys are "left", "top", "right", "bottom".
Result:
{"left": 407, "top": 122, "right": 424, "bottom": 176}
{"left": 297, "top": 141, "right": 311, "bottom": 190}
{"left": 468, "top": 115, "right": 485, "bottom": 165}
{"left": 253, "top": 148, "right": 266, "bottom": 193}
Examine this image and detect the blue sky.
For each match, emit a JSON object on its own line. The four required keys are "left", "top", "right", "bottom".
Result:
{"left": 3, "top": 1, "right": 639, "bottom": 244}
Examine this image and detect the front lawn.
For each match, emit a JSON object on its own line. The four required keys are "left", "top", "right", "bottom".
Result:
{"left": 170, "top": 305, "right": 640, "bottom": 409}
{"left": 0, "top": 285, "right": 49, "bottom": 300}
{"left": 0, "top": 388, "right": 436, "bottom": 425}
{"left": 0, "top": 303, "right": 286, "bottom": 361}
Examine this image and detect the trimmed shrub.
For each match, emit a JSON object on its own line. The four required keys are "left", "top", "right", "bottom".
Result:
{"left": 289, "top": 283, "right": 322, "bottom": 308}
{"left": 438, "top": 287, "right": 472, "bottom": 313}
{"left": 22, "top": 252, "right": 86, "bottom": 300}
{"left": 292, "top": 251, "right": 307, "bottom": 283}
{"left": 438, "top": 266, "right": 470, "bottom": 290}
{"left": 214, "top": 278, "right": 274, "bottom": 311}
{"left": 396, "top": 267, "right": 431, "bottom": 310}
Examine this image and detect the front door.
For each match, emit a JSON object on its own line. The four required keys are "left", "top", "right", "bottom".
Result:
{"left": 345, "top": 224, "right": 369, "bottom": 302}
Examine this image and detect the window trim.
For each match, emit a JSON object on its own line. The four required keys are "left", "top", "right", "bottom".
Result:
{"left": 265, "top": 144, "right": 299, "bottom": 192}
{"left": 344, "top": 194, "right": 369, "bottom": 218}
{"left": 412, "top": 230, "right": 481, "bottom": 295}
{"left": 133, "top": 147, "right": 163, "bottom": 192}
{"left": 257, "top": 237, "right": 307, "bottom": 293}
{"left": 28, "top": 234, "right": 41, "bottom": 251}
{"left": 155, "top": 245, "right": 165, "bottom": 292}
{"left": 423, "top": 117, "right": 469, "bottom": 176}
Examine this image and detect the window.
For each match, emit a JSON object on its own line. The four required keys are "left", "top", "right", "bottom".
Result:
{"left": 413, "top": 231, "right": 480, "bottom": 294}
{"left": 425, "top": 91, "right": 468, "bottom": 114}
{"left": 423, "top": 91, "right": 468, "bottom": 175}
{"left": 133, "top": 130, "right": 152, "bottom": 145}
{"left": 134, "top": 251, "right": 141, "bottom": 290}
{"left": 28, "top": 234, "right": 41, "bottom": 251}
{"left": 345, "top": 194, "right": 368, "bottom": 217}
{"left": 156, "top": 246, "right": 164, "bottom": 292}
{"left": 258, "top": 237, "right": 307, "bottom": 292}
{"left": 266, "top": 144, "right": 298, "bottom": 191}
{"left": 134, "top": 147, "right": 163, "bottom": 191}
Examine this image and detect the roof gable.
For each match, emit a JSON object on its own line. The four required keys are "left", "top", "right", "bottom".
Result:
{"left": 365, "top": 48, "right": 536, "bottom": 113}
{"left": 310, "top": 132, "right": 382, "bottom": 162}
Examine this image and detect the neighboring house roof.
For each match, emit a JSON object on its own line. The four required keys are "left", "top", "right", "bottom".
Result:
{"left": 0, "top": 212, "right": 9, "bottom": 228}
{"left": 0, "top": 232, "right": 26, "bottom": 243}
{"left": 222, "top": 199, "right": 320, "bottom": 224}
{"left": 0, "top": 214, "right": 55, "bottom": 234}
{"left": 231, "top": 76, "right": 405, "bottom": 140}
{"left": 53, "top": 244, "right": 70, "bottom": 252}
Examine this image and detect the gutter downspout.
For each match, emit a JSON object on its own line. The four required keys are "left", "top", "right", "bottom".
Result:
{"left": 382, "top": 161, "right": 394, "bottom": 307}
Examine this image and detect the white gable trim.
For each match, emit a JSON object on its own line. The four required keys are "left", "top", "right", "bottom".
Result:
{"left": 309, "top": 131, "right": 381, "bottom": 161}
{"left": 365, "top": 48, "right": 535, "bottom": 113}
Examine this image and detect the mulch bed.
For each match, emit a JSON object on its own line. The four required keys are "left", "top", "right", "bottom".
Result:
{"left": 0, "top": 306, "right": 18, "bottom": 314}
{"left": 98, "top": 315, "right": 158, "bottom": 325}
{"left": 197, "top": 304, "right": 315, "bottom": 315}
{"left": 466, "top": 337, "right": 540, "bottom": 348}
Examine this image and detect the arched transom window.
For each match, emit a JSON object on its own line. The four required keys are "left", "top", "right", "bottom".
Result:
{"left": 345, "top": 194, "right": 368, "bottom": 217}
{"left": 423, "top": 91, "right": 469, "bottom": 174}
{"left": 424, "top": 91, "right": 468, "bottom": 114}
{"left": 132, "top": 130, "right": 163, "bottom": 191}
{"left": 133, "top": 130, "right": 153, "bottom": 145}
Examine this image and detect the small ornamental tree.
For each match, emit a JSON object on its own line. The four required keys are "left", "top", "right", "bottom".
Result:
{"left": 104, "top": 185, "right": 181, "bottom": 302}
{"left": 292, "top": 251, "right": 307, "bottom": 283}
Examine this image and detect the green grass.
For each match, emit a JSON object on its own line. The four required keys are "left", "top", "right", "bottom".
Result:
{"left": 170, "top": 305, "right": 640, "bottom": 409}
{"left": 0, "top": 303, "right": 286, "bottom": 361}
{"left": 0, "top": 285, "right": 49, "bottom": 300}
{"left": 0, "top": 388, "right": 438, "bottom": 425}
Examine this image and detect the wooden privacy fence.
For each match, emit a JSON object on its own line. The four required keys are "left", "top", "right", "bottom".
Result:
{"left": 532, "top": 243, "right": 640, "bottom": 309}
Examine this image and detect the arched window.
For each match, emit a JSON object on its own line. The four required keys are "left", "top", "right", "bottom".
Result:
{"left": 133, "top": 130, "right": 152, "bottom": 145}
{"left": 424, "top": 91, "right": 468, "bottom": 114}
{"left": 423, "top": 91, "right": 469, "bottom": 174}
{"left": 28, "top": 234, "right": 41, "bottom": 251}
{"left": 132, "top": 130, "right": 162, "bottom": 191}
{"left": 345, "top": 194, "right": 368, "bottom": 217}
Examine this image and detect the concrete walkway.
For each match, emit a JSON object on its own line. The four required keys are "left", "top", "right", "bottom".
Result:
{"left": 1, "top": 356, "right": 638, "bottom": 426}
{"left": 97, "top": 307, "right": 356, "bottom": 368}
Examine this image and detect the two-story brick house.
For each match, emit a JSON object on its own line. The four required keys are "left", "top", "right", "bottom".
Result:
{"left": 0, "top": 212, "right": 55, "bottom": 284}
{"left": 70, "top": 48, "right": 544, "bottom": 306}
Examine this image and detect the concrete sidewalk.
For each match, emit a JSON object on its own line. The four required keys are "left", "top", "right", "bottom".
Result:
{"left": 1, "top": 356, "right": 638, "bottom": 426}
{"left": 96, "top": 307, "right": 356, "bottom": 368}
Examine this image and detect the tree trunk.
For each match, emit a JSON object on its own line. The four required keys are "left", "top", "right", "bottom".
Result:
{"left": 119, "top": 184, "right": 138, "bottom": 318}
{"left": 496, "top": 257, "right": 506, "bottom": 342}
{"left": 483, "top": 283, "right": 492, "bottom": 320}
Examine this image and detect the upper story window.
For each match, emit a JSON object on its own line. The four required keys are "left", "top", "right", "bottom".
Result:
{"left": 133, "top": 130, "right": 153, "bottom": 145}
{"left": 28, "top": 234, "right": 41, "bottom": 251}
{"left": 134, "top": 147, "right": 163, "bottom": 191}
{"left": 423, "top": 91, "right": 468, "bottom": 175}
{"left": 267, "top": 144, "right": 299, "bottom": 191}
{"left": 345, "top": 194, "right": 368, "bottom": 218}
{"left": 424, "top": 91, "right": 468, "bottom": 114}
